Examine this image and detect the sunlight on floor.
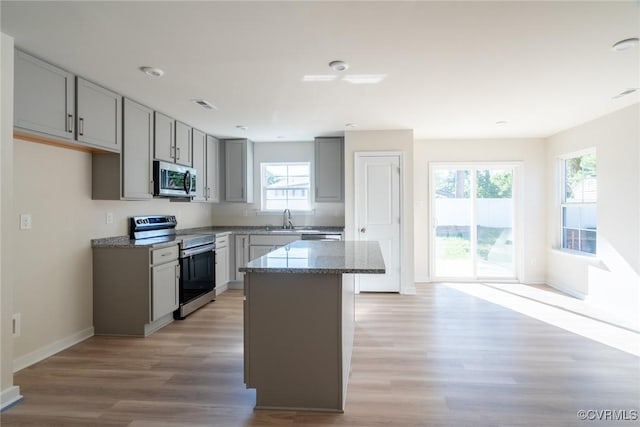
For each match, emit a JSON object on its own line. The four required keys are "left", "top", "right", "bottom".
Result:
{"left": 443, "top": 282, "right": 640, "bottom": 356}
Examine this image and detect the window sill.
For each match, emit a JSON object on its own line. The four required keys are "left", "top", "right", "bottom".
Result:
{"left": 550, "top": 248, "right": 601, "bottom": 263}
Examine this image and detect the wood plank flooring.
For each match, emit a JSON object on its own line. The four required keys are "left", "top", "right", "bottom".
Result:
{"left": 2, "top": 284, "right": 638, "bottom": 426}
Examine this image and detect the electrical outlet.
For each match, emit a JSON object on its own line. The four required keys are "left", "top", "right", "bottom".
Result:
{"left": 19, "top": 213, "right": 32, "bottom": 230}
{"left": 12, "top": 313, "right": 21, "bottom": 337}
{"left": 105, "top": 212, "right": 114, "bottom": 224}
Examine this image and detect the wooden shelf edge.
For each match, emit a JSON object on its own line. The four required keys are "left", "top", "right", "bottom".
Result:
{"left": 13, "top": 130, "right": 116, "bottom": 155}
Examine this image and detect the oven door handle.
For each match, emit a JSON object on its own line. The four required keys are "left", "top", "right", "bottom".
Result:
{"left": 180, "top": 243, "right": 215, "bottom": 258}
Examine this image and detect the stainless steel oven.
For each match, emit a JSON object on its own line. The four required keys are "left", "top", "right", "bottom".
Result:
{"left": 176, "top": 234, "right": 216, "bottom": 319}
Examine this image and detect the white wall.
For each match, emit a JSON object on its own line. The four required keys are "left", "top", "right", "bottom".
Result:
{"left": 10, "top": 139, "right": 212, "bottom": 369}
{"left": 1, "top": 31, "right": 22, "bottom": 410}
{"left": 413, "top": 138, "right": 546, "bottom": 284}
{"left": 344, "top": 130, "right": 415, "bottom": 295}
{"left": 546, "top": 104, "right": 639, "bottom": 327}
{"left": 210, "top": 141, "right": 344, "bottom": 227}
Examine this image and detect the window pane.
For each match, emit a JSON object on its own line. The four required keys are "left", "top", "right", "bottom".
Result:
{"left": 580, "top": 230, "right": 597, "bottom": 254}
{"left": 564, "top": 153, "right": 597, "bottom": 203}
{"left": 476, "top": 169, "right": 512, "bottom": 198}
{"left": 261, "top": 162, "right": 311, "bottom": 211}
{"left": 563, "top": 206, "right": 581, "bottom": 229}
{"left": 581, "top": 205, "right": 597, "bottom": 230}
{"left": 434, "top": 169, "right": 470, "bottom": 199}
{"left": 563, "top": 228, "right": 580, "bottom": 252}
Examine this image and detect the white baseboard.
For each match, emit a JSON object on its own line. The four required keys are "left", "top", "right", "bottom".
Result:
{"left": 0, "top": 385, "right": 22, "bottom": 412}
{"left": 216, "top": 283, "right": 229, "bottom": 296}
{"left": 228, "top": 280, "right": 244, "bottom": 290}
{"left": 13, "top": 326, "right": 94, "bottom": 373}
{"left": 546, "top": 281, "right": 587, "bottom": 300}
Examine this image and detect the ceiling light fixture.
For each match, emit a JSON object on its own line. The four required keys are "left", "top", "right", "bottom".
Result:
{"left": 302, "top": 75, "right": 337, "bottom": 82}
{"left": 612, "top": 88, "right": 638, "bottom": 99}
{"left": 345, "top": 123, "right": 358, "bottom": 128}
{"left": 612, "top": 38, "right": 639, "bottom": 52}
{"left": 329, "top": 60, "right": 349, "bottom": 72}
{"left": 191, "top": 99, "right": 218, "bottom": 110}
{"left": 495, "top": 120, "right": 508, "bottom": 125}
{"left": 236, "top": 125, "right": 248, "bottom": 131}
{"left": 139, "top": 66, "right": 164, "bottom": 78}
{"left": 343, "top": 74, "right": 386, "bottom": 84}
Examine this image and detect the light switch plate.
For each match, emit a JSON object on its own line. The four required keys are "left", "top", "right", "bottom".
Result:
{"left": 105, "top": 212, "right": 114, "bottom": 224}
{"left": 19, "top": 214, "right": 32, "bottom": 230}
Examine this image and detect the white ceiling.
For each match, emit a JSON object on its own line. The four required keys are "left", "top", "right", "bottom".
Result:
{"left": 1, "top": 1, "right": 638, "bottom": 142}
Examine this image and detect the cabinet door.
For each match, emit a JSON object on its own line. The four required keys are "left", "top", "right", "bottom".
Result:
{"left": 235, "top": 235, "right": 249, "bottom": 281}
{"left": 249, "top": 245, "right": 275, "bottom": 262}
{"left": 206, "top": 135, "right": 220, "bottom": 202}
{"left": 191, "top": 129, "right": 206, "bottom": 201}
{"left": 151, "top": 260, "right": 179, "bottom": 321}
{"left": 215, "top": 246, "right": 229, "bottom": 286}
{"left": 315, "top": 137, "right": 344, "bottom": 202}
{"left": 154, "top": 112, "right": 174, "bottom": 162}
{"left": 14, "top": 49, "right": 75, "bottom": 140}
{"left": 122, "top": 98, "right": 153, "bottom": 199}
{"left": 76, "top": 77, "right": 122, "bottom": 152}
{"left": 175, "top": 121, "right": 192, "bottom": 166}
{"left": 225, "top": 140, "right": 246, "bottom": 202}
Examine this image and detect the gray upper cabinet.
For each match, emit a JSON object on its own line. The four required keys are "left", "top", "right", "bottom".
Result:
{"left": 122, "top": 98, "right": 153, "bottom": 200}
{"left": 224, "top": 139, "right": 254, "bottom": 203}
{"left": 174, "top": 121, "right": 192, "bottom": 167}
{"left": 153, "top": 111, "right": 174, "bottom": 162}
{"left": 314, "top": 137, "right": 344, "bottom": 202}
{"left": 14, "top": 49, "right": 75, "bottom": 140}
{"left": 191, "top": 128, "right": 206, "bottom": 202}
{"left": 206, "top": 135, "right": 220, "bottom": 202}
{"left": 76, "top": 77, "right": 122, "bottom": 152}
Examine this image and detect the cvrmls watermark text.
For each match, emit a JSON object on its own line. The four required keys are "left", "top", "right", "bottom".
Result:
{"left": 577, "top": 409, "right": 638, "bottom": 421}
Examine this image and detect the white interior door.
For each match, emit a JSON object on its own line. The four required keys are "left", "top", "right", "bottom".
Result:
{"left": 356, "top": 154, "right": 401, "bottom": 292}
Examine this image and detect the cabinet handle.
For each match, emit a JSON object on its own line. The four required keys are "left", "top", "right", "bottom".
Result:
{"left": 175, "top": 264, "right": 180, "bottom": 280}
{"left": 78, "top": 118, "right": 84, "bottom": 136}
{"left": 67, "top": 114, "right": 73, "bottom": 133}
{"left": 207, "top": 187, "right": 210, "bottom": 198}
{"left": 149, "top": 180, "right": 154, "bottom": 194}
{"left": 176, "top": 147, "right": 181, "bottom": 160}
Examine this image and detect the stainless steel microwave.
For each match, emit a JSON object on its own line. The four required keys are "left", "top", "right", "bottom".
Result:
{"left": 153, "top": 160, "right": 197, "bottom": 198}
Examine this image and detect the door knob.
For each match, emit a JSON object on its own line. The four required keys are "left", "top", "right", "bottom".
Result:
{"left": 360, "top": 227, "right": 366, "bottom": 233}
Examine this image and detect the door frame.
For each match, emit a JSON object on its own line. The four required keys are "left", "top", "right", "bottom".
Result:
{"left": 428, "top": 161, "right": 523, "bottom": 283}
{"left": 354, "top": 151, "right": 404, "bottom": 293}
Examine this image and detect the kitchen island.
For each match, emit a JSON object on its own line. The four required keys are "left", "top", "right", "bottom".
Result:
{"left": 239, "top": 240, "right": 385, "bottom": 412}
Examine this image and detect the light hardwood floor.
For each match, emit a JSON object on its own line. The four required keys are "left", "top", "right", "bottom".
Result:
{"left": 2, "top": 284, "right": 638, "bottom": 426}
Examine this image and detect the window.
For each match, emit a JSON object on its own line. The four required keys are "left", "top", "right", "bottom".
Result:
{"left": 560, "top": 150, "right": 596, "bottom": 254}
{"left": 261, "top": 162, "right": 311, "bottom": 211}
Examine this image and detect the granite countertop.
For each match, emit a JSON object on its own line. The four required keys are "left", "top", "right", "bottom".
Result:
{"left": 239, "top": 240, "right": 386, "bottom": 274}
{"left": 91, "top": 226, "right": 345, "bottom": 249}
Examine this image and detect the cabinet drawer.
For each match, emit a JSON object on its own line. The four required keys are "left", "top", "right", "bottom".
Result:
{"left": 216, "top": 233, "right": 229, "bottom": 248}
{"left": 151, "top": 245, "right": 179, "bottom": 264}
{"left": 250, "top": 234, "right": 300, "bottom": 246}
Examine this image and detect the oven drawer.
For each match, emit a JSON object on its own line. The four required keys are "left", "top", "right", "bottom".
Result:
{"left": 151, "top": 245, "right": 179, "bottom": 265}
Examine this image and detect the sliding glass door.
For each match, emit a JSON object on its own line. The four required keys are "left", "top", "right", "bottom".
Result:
{"left": 431, "top": 164, "right": 517, "bottom": 280}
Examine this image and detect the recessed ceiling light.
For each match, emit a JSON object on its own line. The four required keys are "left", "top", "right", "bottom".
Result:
{"left": 612, "top": 88, "right": 638, "bottom": 99}
{"left": 191, "top": 99, "right": 218, "bottom": 110}
{"left": 612, "top": 38, "right": 639, "bottom": 52}
{"left": 277, "top": 135, "right": 285, "bottom": 139}
{"left": 343, "top": 74, "right": 386, "bottom": 84}
{"left": 139, "top": 66, "right": 164, "bottom": 78}
{"left": 496, "top": 120, "right": 508, "bottom": 125}
{"left": 302, "top": 75, "right": 337, "bottom": 82}
{"left": 345, "top": 123, "right": 358, "bottom": 128}
{"left": 329, "top": 60, "right": 349, "bottom": 72}
{"left": 236, "top": 125, "right": 248, "bottom": 131}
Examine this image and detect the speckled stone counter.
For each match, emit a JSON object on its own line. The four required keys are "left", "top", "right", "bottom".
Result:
{"left": 242, "top": 240, "right": 384, "bottom": 412}
{"left": 239, "top": 240, "right": 385, "bottom": 274}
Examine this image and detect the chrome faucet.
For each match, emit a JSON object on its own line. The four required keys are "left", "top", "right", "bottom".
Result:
{"left": 282, "top": 209, "right": 294, "bottom": 229}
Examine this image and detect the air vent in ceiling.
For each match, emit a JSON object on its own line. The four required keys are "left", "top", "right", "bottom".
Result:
{"left": 191, "top": 99, "right": 218, "bottom": 110}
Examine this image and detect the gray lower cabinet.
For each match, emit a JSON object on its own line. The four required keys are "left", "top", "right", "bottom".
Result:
{"left": 93, "top": 244, "right": 179, "bottom": 336}
{"left": 224, "top": 139, "right": 254, "bottom": 202}
{"left": 234, "top": 234, "right": 250, "bottom": 281}
{"left": 154, "top": 111, "right": 174, "bottom": 162}
{"left": 314, "top": 137, "right": 344, "bottom": 202}
{"left": 14, "top": 49, "right": 75, "bottom": 140}
{"left": 76, "top": 77, "right": 122, "bottom": 152}
{"left": 92, "top": 98, "right": 153, "bottom": 200}
{"left": 175, "top": 121, "right": 193, "bottom": 167}
{"left": 192, "top": 128, "right": 207, "bottom": 201}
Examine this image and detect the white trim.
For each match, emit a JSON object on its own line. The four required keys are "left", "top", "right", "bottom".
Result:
{"left": 13, "top": 326, "right": 94, "bottom": 373}
{"left": 353, "top": 151, "right": 404, "bottom": 293}
{"left": 546, "top": 280, "right": 588, "bottom": 300}
{"left": 216, "top": 282, "right": 229, "bottom": 295}
{"left": 0, "top": 386, "right": 22, "bottom": 412}
{"left": 228, "top": 280, "right": 244, "bottom": 290}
